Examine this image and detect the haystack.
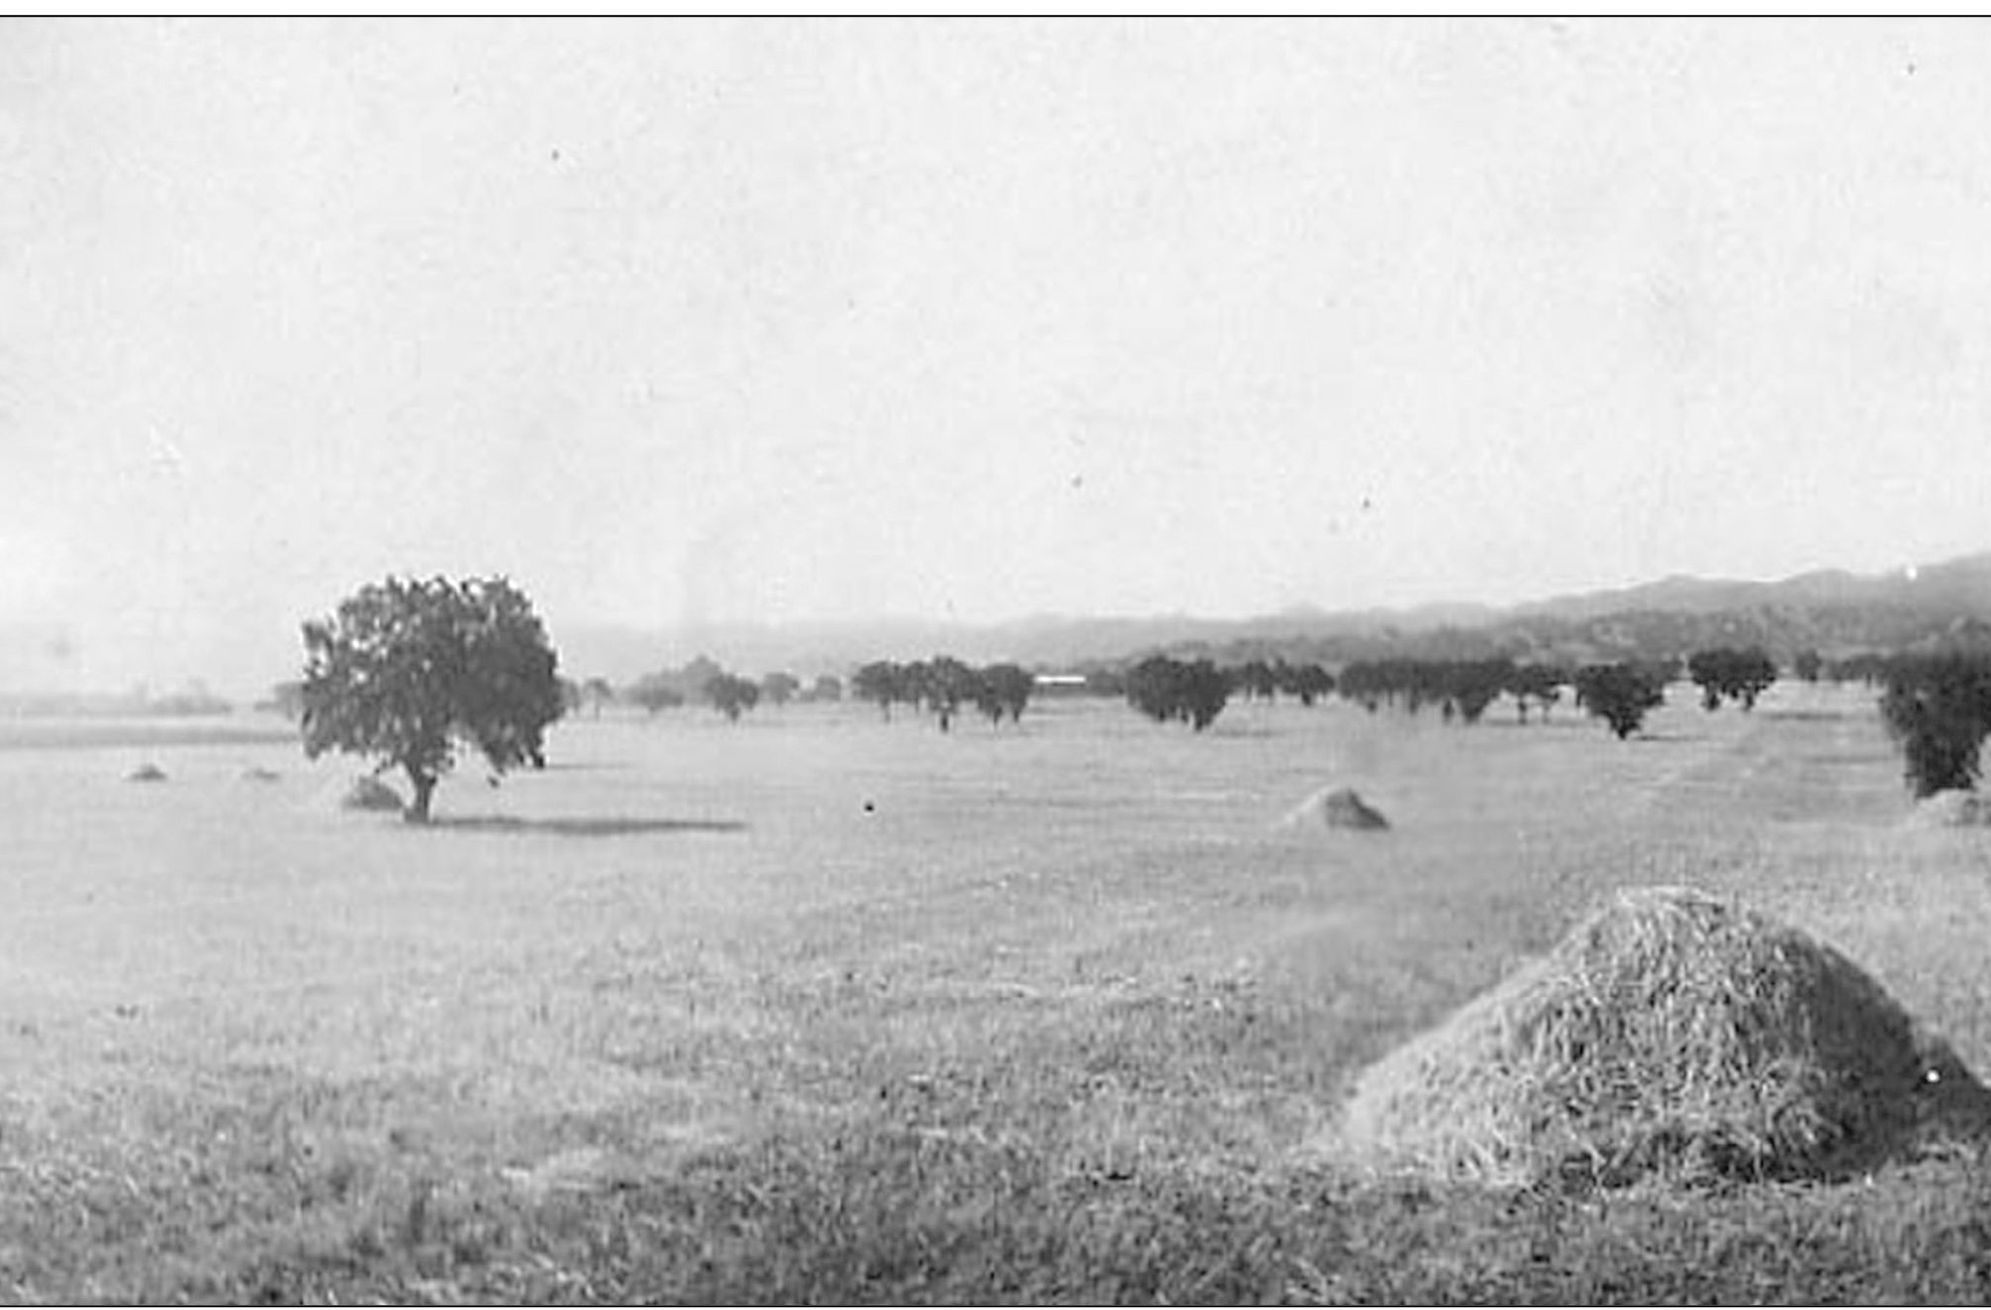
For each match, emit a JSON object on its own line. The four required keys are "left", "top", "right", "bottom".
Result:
{"left": 1279, "top": 786, "right": 1389, "bottom": 832}
{"left": 338, "top": 775, "right": 405, "bottom": 813}
{"left": 126, "top": 763, "right": 167, "bottom": 783}
{"left": 1328, "top": 886, "right": 1984, "bottom": 1187}
{"left": 1908, "top": 789, "right": 1991, "bottom": 828}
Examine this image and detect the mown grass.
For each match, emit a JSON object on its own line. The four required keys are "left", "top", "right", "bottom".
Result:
{"left": 12, "top": 1086, "right": 1991, "bottom": 1303}
{"left": 2, "top": 686, "right": 1990, "bottom": 1302}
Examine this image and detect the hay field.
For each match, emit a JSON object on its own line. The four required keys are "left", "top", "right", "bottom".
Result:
{"left": 3, "top": 684, "right": 1991, "bottom": 1302}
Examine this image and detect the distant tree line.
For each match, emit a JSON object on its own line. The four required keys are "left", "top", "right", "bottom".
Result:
{"left": 1229, "top": 658, "right": 1336, "bottom": 707}
{"left": 1338, "top": 658, "right": 1560, "bottom": 724}
{"left": 614, "top": 658, "right": 843, "bottom": 721}
{"left": 851, "top": 658, "right": 1036, "bottom": 730}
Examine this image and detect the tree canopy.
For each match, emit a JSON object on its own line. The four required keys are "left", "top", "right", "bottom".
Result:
{"left": 1688, "top": 647, "right": 1779, "bottom": 712}
{"left": 1573, "top": 663, "right": 1667, "bottom": 740}
{"left": 1127, "top": 656, "right": 1230, "bottom": 731}
{"left": 705, "top": 673, "right": 761, "bottom": 722}
{"left": 1880, "top": 653, "right": 1991, "bottom": 797}
{"left": 300, "top": 575, "right": 563, "bottom": 822}
{"left": 975, "top": 663, "right": 1035, "bottom": 726}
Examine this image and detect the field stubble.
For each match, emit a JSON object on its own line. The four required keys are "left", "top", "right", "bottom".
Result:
{"left": 2, "top": 685, "right": 1990, "bottom": 1300}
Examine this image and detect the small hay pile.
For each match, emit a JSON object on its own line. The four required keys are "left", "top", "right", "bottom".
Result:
{"left": 1329, "top": 885, "right": 1983, "bottom": 1187}
{"left": 1279, "top": 786, "right": 1389, "bottom": 832}
{"left": 337, "top": 775, "right": 405, "bottom": 814}
{"left": 1907, "top": 789, "right": 1991, "bottom": 828}
{"left": 126, "top": 763, "right": 167, "bottom": 783}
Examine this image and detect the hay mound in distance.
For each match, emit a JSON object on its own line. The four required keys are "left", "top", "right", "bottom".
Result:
{"left": 339, "top": 775, "right": 405, "bottom": 813}
{"left": 1907, "top": 789, "right": 1991, "bottom": 827}
{"left": 1329, "top": 885, "right": 1984, "bottom": 1187}
{"left": 1279, "top": 786, "right": 1389, "bottom": 832}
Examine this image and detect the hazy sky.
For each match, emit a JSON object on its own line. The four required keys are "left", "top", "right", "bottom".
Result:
{"left": 7, "top": 19, "right": 1991, "bottom": 694}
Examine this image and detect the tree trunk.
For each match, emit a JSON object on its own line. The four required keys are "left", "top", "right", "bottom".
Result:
{"left": 405, "top": 770, "right": 437, "bottom": 824}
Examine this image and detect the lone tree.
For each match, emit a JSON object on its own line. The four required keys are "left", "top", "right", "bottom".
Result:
{"left": 1880, "top": 653, "right": 1991, "bottom": 797}
{"left": 1573, "top": 662, "right": 1667, "bottom": 740}
{"left": 300, "top": 575, "right": 563, "bottom": 823}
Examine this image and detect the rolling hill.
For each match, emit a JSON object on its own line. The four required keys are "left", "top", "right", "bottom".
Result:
{"left": 557, "top": 552, "right": 1991, "bottom": 682}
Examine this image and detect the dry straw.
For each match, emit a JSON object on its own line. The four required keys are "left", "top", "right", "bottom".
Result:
{"left": 1906, "top": 789, "right": 1991, "bottom": 828}
{"left": 1278, "top": 786, "right": 1389, "bottom": 832}
{"left": 1330, "top": 885, "right": 1986, "bottom": 1187}
{"left": 337, "top": 774, "right": 405, "bottom": 813}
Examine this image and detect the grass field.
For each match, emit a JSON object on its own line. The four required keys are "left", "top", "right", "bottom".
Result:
{"left": 4, "top": 683, "right": 1991, "bottom": 1302}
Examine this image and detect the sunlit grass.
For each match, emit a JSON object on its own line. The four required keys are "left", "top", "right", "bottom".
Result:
{"left": 1, "top": 686, "right": 1988, "bottom": 1300}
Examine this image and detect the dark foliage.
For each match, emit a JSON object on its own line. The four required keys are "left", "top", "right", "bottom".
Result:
{"left": 852, "top": 661, "right": 903, "bottom": 719}
{"left": 1126, "top": 656, "right": 1230, "bottom": 731}
{"left": 1506, "top": 664, "right": 1569, "bottom": 722}
{"left": 1689, "top": 647, "right": 1780, "bottom": 711}
{"left": 1573, "top": 663, "right": 1668, "bottom": 740}
{"left": 300, "top": 576, "right": 562, "bottom": 822}
{"left": 625, "top": 674, "right": 686, "bottom": 714}
{"left": 974, "top": 663, "right": 1035, "bottom": 726}
{"left": 1880, "top": 653, "right": 1991, "bottom": 797}
{"left": 915, "top": 656, "right": 980, "bottom": 732}
{"left": 704, "top": 674, "right": 762, "bottom": 723}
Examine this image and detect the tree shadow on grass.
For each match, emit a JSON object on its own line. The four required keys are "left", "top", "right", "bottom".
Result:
{"left": 430, "top": 816, "right": 747, "bottom": 837}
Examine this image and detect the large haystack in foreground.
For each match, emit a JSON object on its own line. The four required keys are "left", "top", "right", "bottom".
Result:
{"left": 1329, "top": 886, "right": 1986, "bottom": 1187}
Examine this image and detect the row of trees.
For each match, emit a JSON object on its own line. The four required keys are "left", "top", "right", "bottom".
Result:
{"left": 850, "top": 658, "right": 1035, "bottom": 731}
{"left": 1230, "top": 658, "right": 1337, "bottom": 706}
{"left": 1338, "top": 658, "right": 1566, "bottom": 724}
{"left": 559, "top": 645, "right": 1810, "bottom": 739}
{"left": 292, "top": 573, "right": 1991, "bottom": 828}
{"left": 1121, "top": 656, "right": 1673, "bottom": 739}
{"left": 621, "top": 663, "right": 843, "bottom": 718}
